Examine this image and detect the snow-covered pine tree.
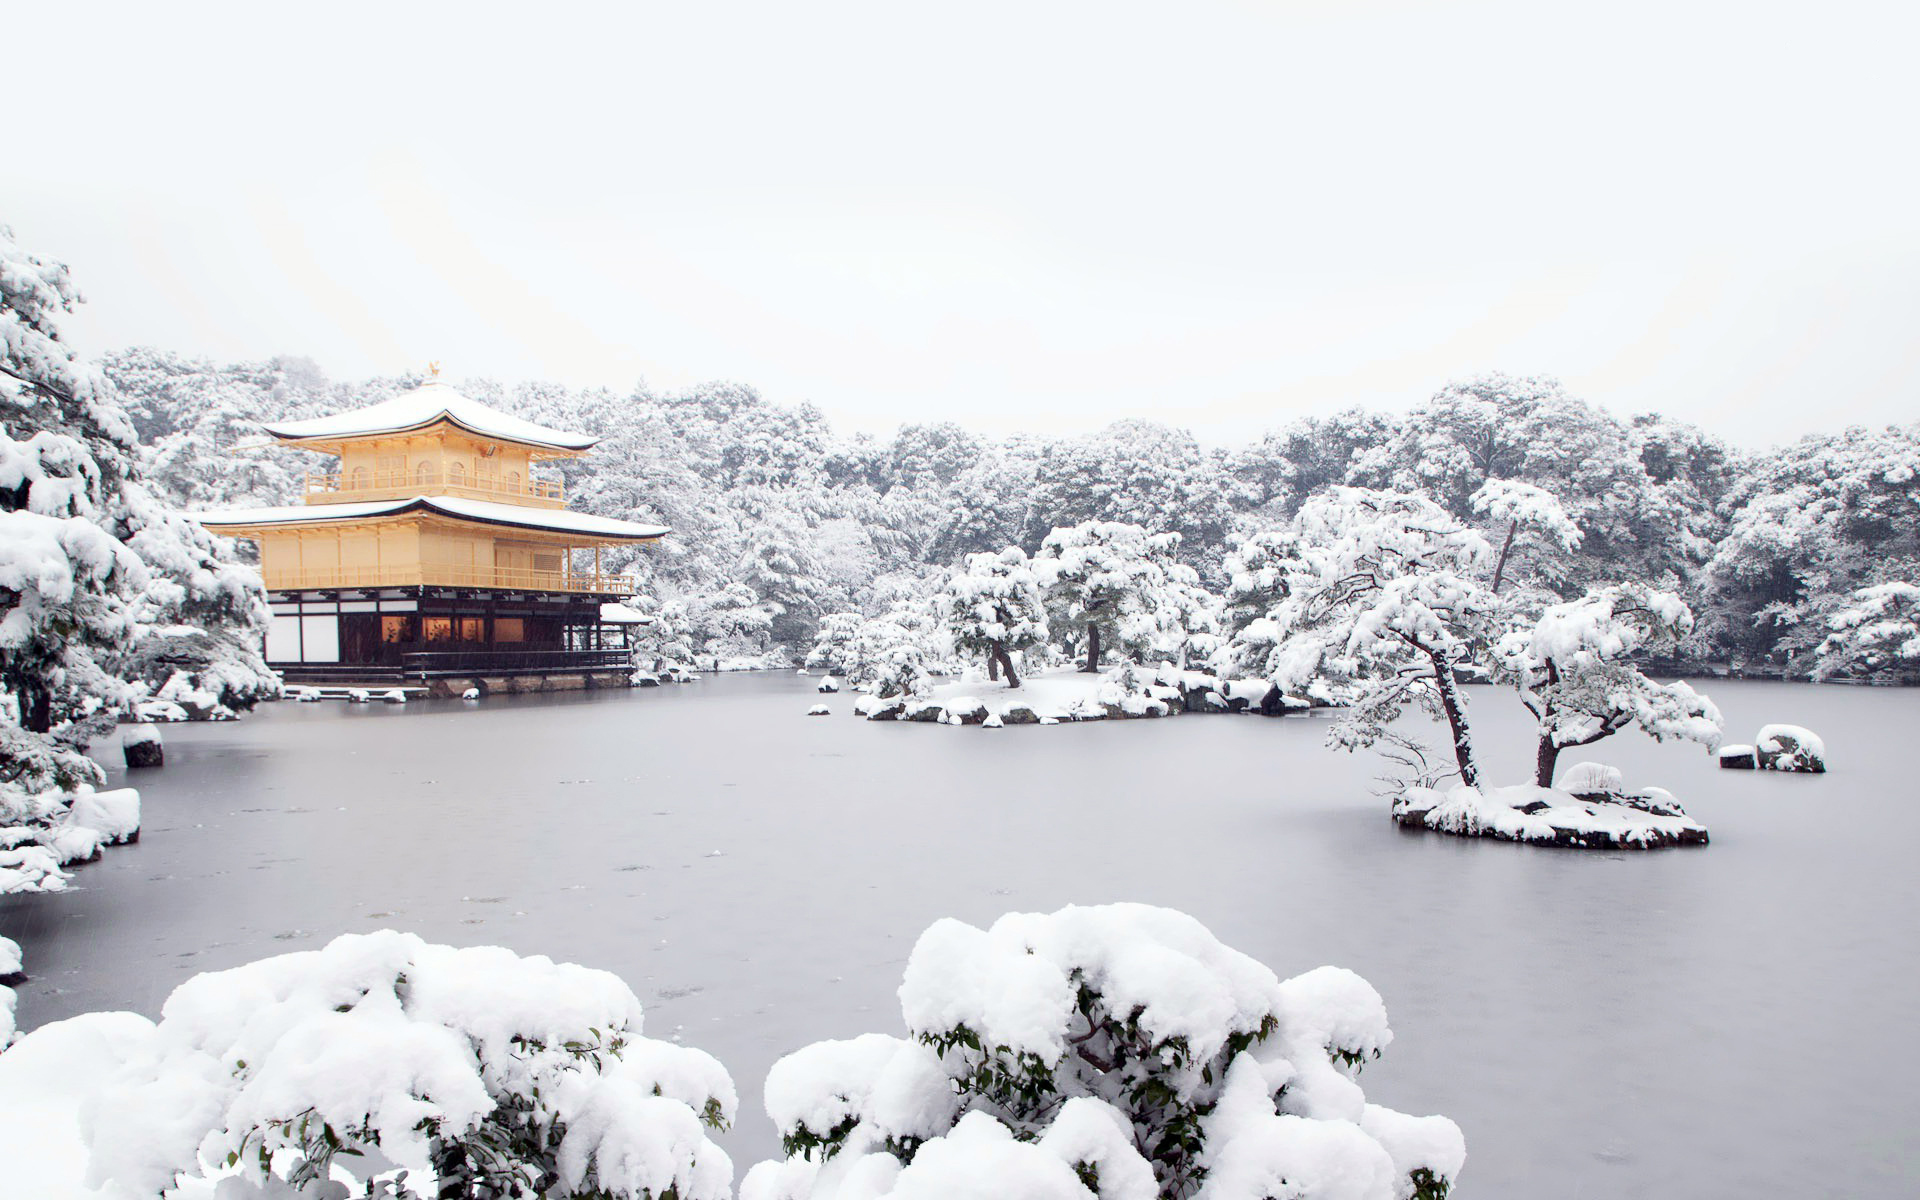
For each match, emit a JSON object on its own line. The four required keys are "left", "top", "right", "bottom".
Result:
{"left": 1, "top": 222, "right": 274, "bottom": 820}
{"left": 943, "top": 547, "right": 1048, "bottom": 688}
{"left": 1034, "top": 521, "right": 1179, "bottom": 673}
{"left": 1493, "top": 583, "right": 1722, "bottom": 787}
{"left": 1816, "top": 582, "right": 1920, "bottom": 679}
{"left": 1469, "top": 479, "right": 1582, "bottom": 597}
{"left": 1262, "top": 489, "right": 1497, "bottom": 787}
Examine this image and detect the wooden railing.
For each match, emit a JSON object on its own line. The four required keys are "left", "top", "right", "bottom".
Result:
{"left": 303, "top": 470, "right": 566, "bottom": 507}
{"left": 263, "top": 564, "right": 637, "bottom": 595}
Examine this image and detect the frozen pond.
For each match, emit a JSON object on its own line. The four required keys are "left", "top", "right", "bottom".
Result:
{"left": 4, "top": 673, "right": 1916, "bottom": 1197}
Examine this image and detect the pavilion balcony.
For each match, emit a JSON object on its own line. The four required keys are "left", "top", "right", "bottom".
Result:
{"left": 302, "top": 469, "right": 567, "bottom": 508}
{"left": 264, "top": 564, "right": 639, "bottom": 595}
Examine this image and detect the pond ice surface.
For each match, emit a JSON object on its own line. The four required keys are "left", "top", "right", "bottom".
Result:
{"left": 3, "top": 674, "right": 1916, "bottom": 1198}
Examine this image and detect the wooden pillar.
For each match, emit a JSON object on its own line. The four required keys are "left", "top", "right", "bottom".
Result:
{"left": 594, "top": 545, "right": 602, "bottom": 590}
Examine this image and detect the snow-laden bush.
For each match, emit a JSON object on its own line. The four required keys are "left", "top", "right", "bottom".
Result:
{"left": 78, "top": 930, "right": 736, "bottom": 1200}
{"left": 743, "top": 903, "right": 1463, "bottom": 1200}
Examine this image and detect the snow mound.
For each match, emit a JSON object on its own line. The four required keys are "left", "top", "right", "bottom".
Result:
{"left": 460, "top": 687, "right": 481, "bottom": 700}
{"left": 1755, "top": 724, "right": 1827, "bottom": 773}
{"left": 807, "top": 704, "right": 831, "bottom": 716}
{"left": 380, "top": 688, "right": 407, "bottom": 704}
{"left": 1396, "top": 783, "right": 1707, "bottom": 850}
{"left": 817, "top": 676, "right": 840, "bottom": 693}
{"left": 1555, "top": 761, "right": 1624, "bottom": 795}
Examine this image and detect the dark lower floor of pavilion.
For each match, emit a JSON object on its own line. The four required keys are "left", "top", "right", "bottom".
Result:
{"left": 265, "top": 586, "right": 640, "bottom": 686}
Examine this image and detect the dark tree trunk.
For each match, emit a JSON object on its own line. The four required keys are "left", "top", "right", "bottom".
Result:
{"left": 22, "top": 684, "right": 52, "bottom": 735}
{"left": 996, "top": 646, "right": 1022, "bottom": 689}
{"left": 987, "top": 651, "right": 1000, "bottom": 681}
{"left": 1082, "top": 623, "right": 1101, "bottom": 673}
{"left": 1534, "top": 733, "right": 1560, "bottom": 789}
{"left": 1427, "top": 650, "right": 1479, "bottom": 789}
{"left": 1490, "top": 521, "right": 1518, "bottom": 595}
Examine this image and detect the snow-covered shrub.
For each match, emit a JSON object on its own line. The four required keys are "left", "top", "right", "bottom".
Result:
{"left": 806, "top": 612, "right": 866, "bottom": 676}
{"left": 844, "top": 617, "right": 933, "bottom": 700}
{"left": 744, "top": 903, "right": 1463, "bottom": 1200}
{"left": 79, "top": 931, "right": 736, "bottom": 1199}
{"left": 1755, "top": 724, "right": 1826, "bottom": 773}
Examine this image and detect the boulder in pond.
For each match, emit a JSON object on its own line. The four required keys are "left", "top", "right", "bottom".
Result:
{"left": 1755, "top": 724, "right": 1826, "bottom": 773}
{"left": 1718, "top": 744, "right": 1757, "bottom": 770}
{"left": 122, "top": 724, "right": 163, "bottom": 769}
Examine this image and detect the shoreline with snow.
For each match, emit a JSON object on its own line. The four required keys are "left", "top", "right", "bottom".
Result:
{"left": 849, "top": 667, "right": 1325, "bottom": 725}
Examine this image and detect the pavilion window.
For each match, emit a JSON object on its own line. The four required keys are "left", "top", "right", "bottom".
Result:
{"left": 380, "top": 615, "right": 416, "bottom": 644}
{"left": 423, "top": 617, "right": 455, "bottom": 643}
{"left": 348, "top": 466, "right": 369, "bottom": 489}
{"left": 494, "top": 617, "right": 526, "bottom": 643}
{"left": 416, "top": 461, "right": 437, "bottom": 487}
{"left": 448, "top": 462, "right": 467, "bottom": 486}
{"left": 459, "top": 617, "right": 484, "bottom": 641}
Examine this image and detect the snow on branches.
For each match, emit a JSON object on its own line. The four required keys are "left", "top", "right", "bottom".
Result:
{"left": 1495, "top": 583, "right": 1722, "bottom": 787}
{"left": 743, "top": 903, "right": 1464, "bottom": 1200}
{"left": 1251, "top": 489, "right": 1496, "bottom": 787}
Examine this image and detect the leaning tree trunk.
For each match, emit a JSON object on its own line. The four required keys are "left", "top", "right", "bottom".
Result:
{"left": 1490, "top": 520, "right": 1518, "bottom": 595}
{"left": 987, "top": 652, "right": 1000, "bottom": 682}
{"left": 996, "top": 645, "right": 1022, "bottom": 689}
{"left": 1082, "top": 623, "right": 1101, "bottom": 673}
{"left": 1426, "top": 650, "right": 1479, "bottom": 789}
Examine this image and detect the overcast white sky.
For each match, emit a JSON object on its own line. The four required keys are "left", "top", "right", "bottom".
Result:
{"left": 10, "top": 1, "right": 1918, "bottom": 446}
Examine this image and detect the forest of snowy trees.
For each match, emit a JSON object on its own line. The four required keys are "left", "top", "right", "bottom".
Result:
{"left": 109, "top": 348, "right": 1920, "bottom": 683}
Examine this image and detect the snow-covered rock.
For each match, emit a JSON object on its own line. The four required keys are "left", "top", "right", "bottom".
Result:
{"left": 121, "top": 723, "right": 163, "bottom": 769}
{"left": 807, "top": 704, "right": 831, "bottom": 716}
{"left": 1755, "top": 724, "right": 1827, "bottom": 773}
{"left": 347, "top": 688, "right": 370, "bottom": 704}
{"left": 380, "top": 688, "right": 407, "bottom": 704}
{"left": 460, "top": 686, "right": 481, "bottom": 700}
{"left": 1718, "top": 744, "right": 1758, "bottom": 770}
{"left": 1395, "top": 783, "right": 1707, "bottom": 850}
{"left": 816, "top": 676, "right": 840, "bottom": 694}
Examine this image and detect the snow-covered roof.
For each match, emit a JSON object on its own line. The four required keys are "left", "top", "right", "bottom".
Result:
{"left": 261, "top": 381, "right": 598, "bottom": 452}
{"left": 195, "top": 495, "right": 669, "bottom": 542}
{"left": 599, "top": 602, "right": 653, "bottom": 624}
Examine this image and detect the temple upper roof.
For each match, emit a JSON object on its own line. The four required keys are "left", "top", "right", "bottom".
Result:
{"left": 195, "top": 494, "right": 669, "bottom": 542}
{"left": 262, "top": 380, "right": 597, "bottom": 453}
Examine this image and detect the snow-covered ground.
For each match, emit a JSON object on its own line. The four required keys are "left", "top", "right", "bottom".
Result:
{"left": 0, "top": 675, "right": 1899, "bottom": 1198}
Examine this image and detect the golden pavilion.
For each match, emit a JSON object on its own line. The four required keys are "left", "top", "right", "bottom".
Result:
{"left": 197, "top": 377, "right": 667, "bottom": 693}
